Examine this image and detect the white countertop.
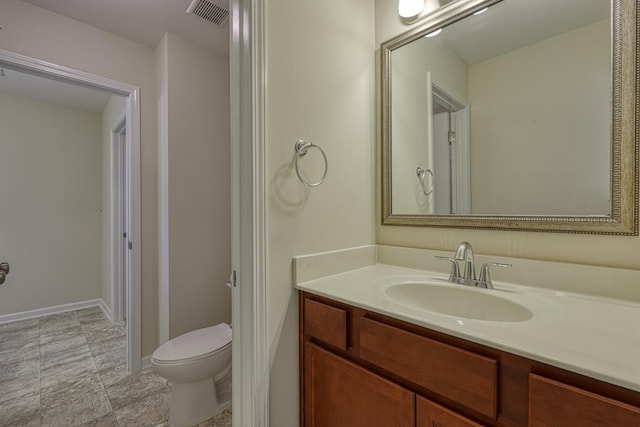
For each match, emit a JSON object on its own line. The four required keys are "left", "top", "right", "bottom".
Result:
{"left": 295, "top": 263, "right": 640, "bottom": 392}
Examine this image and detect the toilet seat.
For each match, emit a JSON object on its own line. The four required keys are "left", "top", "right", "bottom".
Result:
{"left": 152, "top": 323, "right": 232, "bottom": 364}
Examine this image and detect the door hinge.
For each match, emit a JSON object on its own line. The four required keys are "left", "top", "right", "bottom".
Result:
{"left": 448, "top": 131, "right": 456, "bottom": 144}
{"left": 128, "top": 241, "right": 133, "bottom": 250}
{"left": 225, "top": 270, "right": 237, "bottom": 289}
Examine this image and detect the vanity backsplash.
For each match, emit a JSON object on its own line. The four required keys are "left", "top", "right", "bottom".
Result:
{"left": 293, "top": 245, "right": 640, "bottom": 303}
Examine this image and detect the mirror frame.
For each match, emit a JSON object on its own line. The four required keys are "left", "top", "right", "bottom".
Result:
{"left": 381, "top": 0, "right": 639, "bottom": 235}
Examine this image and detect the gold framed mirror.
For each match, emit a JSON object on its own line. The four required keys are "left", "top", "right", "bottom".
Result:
{"left": 381, "top": 0, "right": 638, "bottom": 234}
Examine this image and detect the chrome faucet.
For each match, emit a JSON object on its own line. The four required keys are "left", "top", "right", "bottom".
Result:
{"left": 436, "top": 242, "right": 511, "bottom": 289}
{"left": 454, "top": 241, "right": 476, "bottom": 286}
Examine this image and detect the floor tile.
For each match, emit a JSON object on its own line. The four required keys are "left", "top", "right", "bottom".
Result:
{"left": 0, "top": 323, "right": 39, "bottom": 355}
{"left": 113, "top": 391, "right": 169, "bottom": 427}
{"left": 77, "top": 412, "right": 119, "bottom": 427}
{"left": 94, "top": 349, "right": 128, "bottom": 388}
{"left": 0, "top": 307, "right": 232, "bottom": 427}
{"left": 40, "top": 324, "right": 86, "bottom": 346}
{"left": 40, "top": 343, "right": 97, "bottom": 392}
{"left": 86, "top": 332, "right": 126, "bottom": 356}
{"left": 75, "top": 307, "right": 107, "bottom": 325}
{"left": 0, "top": 412, "right": 40, "bottom": 427}
{"left": 0, "top": 355, "right": 39, "bottom": 382}
{"left": 0, "top": 360, "right": 40, "bottom": 410}
{"left": 40, "top": 332, "right": 87, "bottom": 358}
{"left": 0, "top": 389, "right": 40, "bottom": 427}
{"left": 196, "top": 408, "right": 233, "bottom": 427}
{"left": 0, "top": 341, "right": 40, "bottom": 364}
{"left": 41, "top": 374, "right": 111, "bottom": 427}
{"left": 97, "top": 364, "right": 130, "bottom": 389}
{"left": 106, "top": 367, "right": 169, "bottom": 410}
{"left": 0, "top": 318, "right": 39, "bottom": 334}
{"left": 39, "top": 312, "right": 79, "bottom": 334}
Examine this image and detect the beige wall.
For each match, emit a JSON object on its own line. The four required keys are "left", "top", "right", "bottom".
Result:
{"left": 0, "top": 92, "right": 102, "bottom": 315}
{"left": 0, "top": 0, "right": 159, "bottom": 355}
{"left": 101, "top": 95, "right": 126, "bottom": 312}
{"left": 469, "top": 20, "right": 610, "bottom": 215}
{"left": 158, "top": 33, "right": 231, "bottom": 340}
{"left": 266, "top": 0, "right": 376, "bottom": 424}
{"left": 375, "top": 1, "right": 640, "bottom": 271}
{"left": 391, "top": 37, "right": 467, "bottom": 214}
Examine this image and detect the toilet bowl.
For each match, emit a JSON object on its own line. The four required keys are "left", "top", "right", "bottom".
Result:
{"left": 151, "top": 323, "right": 232, "bottom": 427}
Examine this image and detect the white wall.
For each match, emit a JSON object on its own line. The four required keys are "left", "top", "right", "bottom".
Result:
{"left": 266, "top": 0, "right": 376, "bottom": 425}
{"left": 0, "top": 0, "right": 159, "bottom": 355}
{"left": 391, "top": 37, "right": 467, "bottom": 214}
{"left": 375, "top": 0, "right": 640, "bottom": 273}
{"left": 469, "top": 20, "right": 610, "bottom": 215}
{"left": 101, "top": 95, "right": 126, "bottom": 313}
{"left": 157, "top": 33, "right": 231, "bottom": 340}
{"left": 0, "top": 92, "right": 102, "bottom": 315}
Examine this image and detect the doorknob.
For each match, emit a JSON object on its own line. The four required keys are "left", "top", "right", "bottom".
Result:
{"left": 0, "top": 262, "right": 9, "bottom": 285}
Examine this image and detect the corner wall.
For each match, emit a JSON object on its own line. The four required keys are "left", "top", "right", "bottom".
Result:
{"left": 157, "top": 33, "right": 231, "bottom": 341}
{"left": 468, "top": 20, "right": 610, "bottom": 215}
{"left": 0, "top": 93, "right": 102, "bottom": 315}
{"left": 266, "top": 0, "right": 376, "bottom": 425}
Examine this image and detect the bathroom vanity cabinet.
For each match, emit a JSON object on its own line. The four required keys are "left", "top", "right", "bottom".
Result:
{"left": 299, "top": 293, "right": 640, "bottom": 427}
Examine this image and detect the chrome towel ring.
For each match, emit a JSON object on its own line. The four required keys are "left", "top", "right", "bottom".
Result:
{"left": 295, "top": 140, "right": 328, "bottom": 187}
{"left": 416, "top": 166, "right": 433, "bottom": 196}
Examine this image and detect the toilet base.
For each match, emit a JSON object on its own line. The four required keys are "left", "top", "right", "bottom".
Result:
{"left": 168, "top": 378, "right": 230, "bottom": 427}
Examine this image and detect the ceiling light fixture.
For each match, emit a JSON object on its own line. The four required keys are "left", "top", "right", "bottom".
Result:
{"left": 398, "top": 0, "right": 425, "bottom": 19}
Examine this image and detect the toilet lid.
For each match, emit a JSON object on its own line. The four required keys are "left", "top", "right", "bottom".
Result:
{"left": 153, "top": 323, "right": 232, "bottom": 362}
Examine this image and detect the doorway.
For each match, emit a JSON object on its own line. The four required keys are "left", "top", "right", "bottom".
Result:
{"left": 429, "top": 81, "right": 471, "bottom": 214}
{"left": 0, "top": 48, "right": 142, "bottom": 373}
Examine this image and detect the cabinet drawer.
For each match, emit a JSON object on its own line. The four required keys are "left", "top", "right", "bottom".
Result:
{"left": 417, "top": 395, "right": 486, "bottom": 427}
{"left": 304, "top": 299, "right": 348, "bottom": 351}
{"left": 529, "top": 374, "right": 640, "bottom": 427}
{"left": 359, "top": 317, "right": 497, "bottom": 419}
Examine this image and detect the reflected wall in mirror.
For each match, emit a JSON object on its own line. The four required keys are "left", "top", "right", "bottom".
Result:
{"left": 381, "top": 0, "right": 638, "bottom": 234}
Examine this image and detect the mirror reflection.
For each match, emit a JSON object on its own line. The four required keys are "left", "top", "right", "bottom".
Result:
{"left": 389, "top": 0, "right": 611, "bottom": 216}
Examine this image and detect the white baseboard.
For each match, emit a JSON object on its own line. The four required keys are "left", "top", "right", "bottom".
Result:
{"left": 0, "top": 298, "right": 106, "bottom": 325}
{"left": 141, "top": 354, "right": 153, "bottom": 369}
{"left": 98, "top": 299, "right": 113, "bottom": 323}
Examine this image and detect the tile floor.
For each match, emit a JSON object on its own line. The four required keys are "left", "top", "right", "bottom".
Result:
{"left": 0, "top": 306, "right": 231, "bottom": 427}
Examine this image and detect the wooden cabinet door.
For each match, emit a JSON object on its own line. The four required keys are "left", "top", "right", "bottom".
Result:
{"left": 417, "top": 395, "right": 486, "bottom": 427}
{"left": 304, "top": 342, "right": 415, "bottom": 427}
{"left": 529, "top": 374, "right": 640, "bottom": 427}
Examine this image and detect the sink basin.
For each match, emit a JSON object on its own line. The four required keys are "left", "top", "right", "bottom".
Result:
{"left": 385, "top": 283, "right": 532, "bottom": 322}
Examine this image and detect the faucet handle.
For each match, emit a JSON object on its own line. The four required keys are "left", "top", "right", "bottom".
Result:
{"left": 435, "top": 256, "right": 461, "bottom": 282}
{"left": 478, "top": 262, "right": 511, "bottom": 289}
{"left": 454, "top": 241, "right": 473, "bottom": 261}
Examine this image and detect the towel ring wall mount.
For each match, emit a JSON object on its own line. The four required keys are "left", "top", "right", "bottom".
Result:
{"left": 294, "top": 140, "right": 328, "bottom": 187}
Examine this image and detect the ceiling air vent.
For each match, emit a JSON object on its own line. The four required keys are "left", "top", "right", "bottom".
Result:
{"left": 187, "top": 0, "right": 229, "bottom": 26}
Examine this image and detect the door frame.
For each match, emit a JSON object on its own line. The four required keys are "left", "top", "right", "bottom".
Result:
{"left": 230, "top": 0, "right": 270, "bottom": 425}
{"left": 0, "top": 48, "right": 143, "bottom": 373}
{"left": 111, "top": 115, "right": 127, "bottom": 324}
{"left": 430, "top": 80, "right": 471, "bottom": 214}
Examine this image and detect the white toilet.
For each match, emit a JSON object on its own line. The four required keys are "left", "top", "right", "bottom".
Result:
{"left": 151, "top": 323, "right": 232, "bottom": 427}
